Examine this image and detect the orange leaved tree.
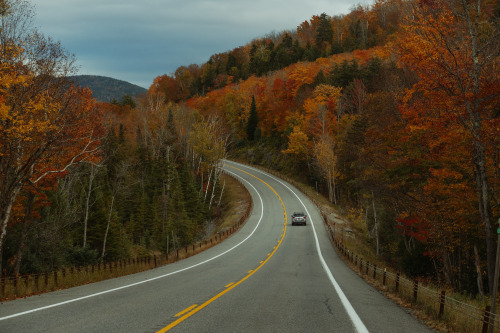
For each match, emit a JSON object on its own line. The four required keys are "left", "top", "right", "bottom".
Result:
{"left": 0, "top": 0, "right": 104, "bottom": 271}
{"left": 396, "top": 0, "right": 500, "bottom": 293}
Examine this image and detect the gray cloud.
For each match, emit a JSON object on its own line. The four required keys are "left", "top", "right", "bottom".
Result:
{"left": 30, "top": 0, "right": 360, "bottom": 88}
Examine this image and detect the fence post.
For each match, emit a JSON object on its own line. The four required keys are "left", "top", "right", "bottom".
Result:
{"left": 482, "top": 305, "right": 491, "bottom": 333}
{"left": 383, "top": 269, "right": 386, "bottom": 286}
{"left": 366, "top": 261, "right": 369, "bottom": 275}
{"left": 439, "top": 290, "right": 446, "bottom": 318}
{"left": 360, "top": 258, "right": 363, "bottom": 272}
{"left": 373, "top": 265, "right": 377, "bottom": 279}
{"left": 395, "top": 273, "right": 400, "bottom": 292}
{"left": 14, "top": 276, "right": 18, "bottom": 294}
{"left": 413, "top": 280, "right": 418, "bottom": 302}
{"left": 154, "top": 255, "right": 157, "bottom": 268}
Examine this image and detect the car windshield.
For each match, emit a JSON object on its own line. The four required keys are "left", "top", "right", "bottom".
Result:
{"left": 293, "top": 213, "right": 305, "bottom": 217}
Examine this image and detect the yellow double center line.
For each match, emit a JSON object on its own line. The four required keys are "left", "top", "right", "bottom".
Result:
{"left": 157, "top": 165, "right": 287, "bottom": 332}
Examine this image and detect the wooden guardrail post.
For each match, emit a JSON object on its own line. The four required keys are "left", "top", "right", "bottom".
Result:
{"left": 439, "top": 290, "right": 446, "bottom": 318}
{"left": 1, "top": 277, "right": 5, "bottom": 296}
{"left": 395, "top": 273, "right": 400, "bottom": 292}
{"left": 413, "top": 280, "right": 418, "bottom": 302}
{"left": 482, "top": 305, "right": 491, "bottom": 333}
{"left": 373, "top": 265, "right": 377, "bottom": 279}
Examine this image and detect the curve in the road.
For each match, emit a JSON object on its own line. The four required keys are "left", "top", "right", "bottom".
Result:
{"left": 157, "top": 166, "right": 289, "bottom": 331}
{"left": 229, "top": 162, "right": 369, "bottom": 333}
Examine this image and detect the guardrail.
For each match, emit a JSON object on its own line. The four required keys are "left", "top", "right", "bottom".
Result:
{"left": 0, "top": 172, "right": 252, "bottom": 302}
{"left": 324, "top": 218, "right": 500, "bottom": 333}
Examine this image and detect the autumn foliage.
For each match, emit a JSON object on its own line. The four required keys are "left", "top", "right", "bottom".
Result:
{"left": 180, "top": 0, "right": 499, "bottom": 295}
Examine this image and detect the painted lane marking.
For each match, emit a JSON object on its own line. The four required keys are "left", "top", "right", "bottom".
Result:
{"left": 0, "top": 169, "right": 264, "bottom": 322}
{"left": 175, "top": 304, "right": 198, "bottom": 317}
{"left": 226, "top": 161, "right": 369, "bottom": 333}
{"left": 157, "top": 165, "right": 288, "bottom": 332}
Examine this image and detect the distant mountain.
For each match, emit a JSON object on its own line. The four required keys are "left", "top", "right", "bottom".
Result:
{"left": 70, "top": 75, "right": 147, "bottom": 103}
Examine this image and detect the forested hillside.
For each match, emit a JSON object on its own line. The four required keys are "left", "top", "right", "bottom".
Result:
{"left": 71, "top": 75, "right": 147, "bottom": 102}
{"left": 150, "top": 0, "right": 500, "bottom": 297}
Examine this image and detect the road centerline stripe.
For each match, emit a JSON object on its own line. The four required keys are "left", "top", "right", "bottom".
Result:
{"left": 156, "top": 164, "right": 288, "bottom": 332}
{"left": 227, "top": 161, "right": 369, "bottom": 333}
{"left": 175, "top": 304, "right": 197, "bottom": 317}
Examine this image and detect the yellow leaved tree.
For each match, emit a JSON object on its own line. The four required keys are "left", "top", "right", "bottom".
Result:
{"left": 0, "top": 0, "right": 104, "bottom": 271}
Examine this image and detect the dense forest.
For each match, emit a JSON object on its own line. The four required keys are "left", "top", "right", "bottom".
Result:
{"left": 0, "top": 0, "right": 229, "bottom": 276}
{"left": 1, "top": 0, "right": 499, "bottom": 300}
{"left": 150, "top": 0, "right": 500, "bottom": 296}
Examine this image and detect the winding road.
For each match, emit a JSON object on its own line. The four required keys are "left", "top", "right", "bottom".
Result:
{"left": 0, "top": 161, "right": 432, "bottom": 332}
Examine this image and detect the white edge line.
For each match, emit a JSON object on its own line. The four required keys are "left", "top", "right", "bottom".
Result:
{"left": 0, "top": 169, "right": 263, "bottom": 322}
{"left": 226, "top": 161, "right": 369, "bottom": 333}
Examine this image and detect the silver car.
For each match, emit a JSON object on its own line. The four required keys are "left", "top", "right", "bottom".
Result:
{"left": 291, "top": 212, "right": 307, "bottom": 226}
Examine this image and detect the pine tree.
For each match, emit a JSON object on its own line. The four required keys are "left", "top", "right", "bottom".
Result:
{"left": 315, "top": 13, "right": 333, "bottom": 54}
{"left": 246, "top": 96, "right": 259, "bottom": 141}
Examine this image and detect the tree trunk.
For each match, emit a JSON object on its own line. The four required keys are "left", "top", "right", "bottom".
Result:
{"left": 83, "top": 164, "right": 97, "bottom": 248}
{"left": 332, "top": 163, "right": 337, "bottom": 205}
{"left": 474, "top": 141, "right": 495, "bottom": 293}
{"left": 0, "top": 184, "right": 22, "bottom": 274}
{"left": 372, "top": 191, "right": 380, "bottom": 256}
{"left": 474, "top": 244, "right": 485, "bottom": 299}
{"left": 14, "top": 192, "right": 36, "bottom": 276}
{"left": 101, "top": 194, "right": 115, "bottom": 260}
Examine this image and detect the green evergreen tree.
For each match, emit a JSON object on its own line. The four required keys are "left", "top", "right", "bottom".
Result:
{"left": 246, "top": 96, "right": 259, "bottom": 141}
{"left": 315, "top": 13, "right": 333, "bottom": 54}
{"left": 179, "top": 161, "right": 206, "bottom": 226}
{"left": 121, "top": 94, "right": 136, "bottom": 108}
{"left": 167, "top": 167, "right": 193, "bottom": 247}
{"left": 313, "top": 70, "right": 327, "bottom": 86}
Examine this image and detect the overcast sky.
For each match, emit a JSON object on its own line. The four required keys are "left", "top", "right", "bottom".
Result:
{"left": 30, "top": 0, "right": 365, "bottom": 89}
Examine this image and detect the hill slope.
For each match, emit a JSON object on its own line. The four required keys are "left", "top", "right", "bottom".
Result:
{"left": 71, "top": 75, "right": 147, "bottom": 102}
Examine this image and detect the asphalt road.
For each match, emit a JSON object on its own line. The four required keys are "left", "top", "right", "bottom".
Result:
{"left": 0, "top": 161, "right": 433, "bottom": 332}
